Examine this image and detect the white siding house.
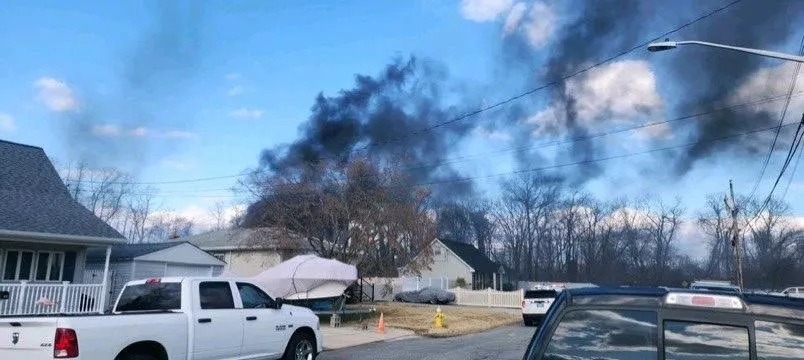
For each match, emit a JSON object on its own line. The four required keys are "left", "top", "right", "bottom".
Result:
{"left": 85, "top": 242, "right": 225, "bottom": 309}
{"left": 174, "top": 227, "right": 311, "bottom": 277}
{"left": 405, "top": 239, "right": 504, "bottom": 290}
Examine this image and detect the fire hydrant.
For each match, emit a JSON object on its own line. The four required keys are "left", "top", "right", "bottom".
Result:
{"left": 434, "top": 306, "right": 446, "bottom": 328}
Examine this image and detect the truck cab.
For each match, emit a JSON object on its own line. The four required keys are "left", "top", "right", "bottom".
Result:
{"left": 522, "top": 286, "right": 804, "bottom": 359}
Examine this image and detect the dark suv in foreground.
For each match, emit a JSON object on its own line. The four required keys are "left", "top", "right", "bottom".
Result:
{"left": 522, "top": 286, "right": 804, "bottom": 359}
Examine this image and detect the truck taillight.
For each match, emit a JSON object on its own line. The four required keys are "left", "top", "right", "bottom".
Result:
{"left": 54, "top": 328, "right": 79, "bottom": 358}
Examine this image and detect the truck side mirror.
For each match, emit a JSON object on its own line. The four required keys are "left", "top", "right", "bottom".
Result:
{"left": 273, "top": 298, "right": 284, "bottom": 309}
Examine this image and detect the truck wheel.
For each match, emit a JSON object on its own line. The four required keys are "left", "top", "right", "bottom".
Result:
{"left": 284, "top": 332, "right": 316, "bottom": 360}
{"left": 116, "top": 354, "right": 158, "bottom": 360}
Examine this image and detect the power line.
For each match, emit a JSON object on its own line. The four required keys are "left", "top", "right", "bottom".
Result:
{"left": 63, "top": 0, "right": 744, "bottom": 189}
{"left": 132, "top": 121, "right": 802, "bottom": 198}
{"left": 69, "top": 87, "right": 799, "bottom": 189}
{"left": 746, "top": 34, "right": 804, "bottom": 203}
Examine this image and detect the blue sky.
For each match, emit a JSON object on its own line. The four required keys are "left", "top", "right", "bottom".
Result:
{"left": 1, "top": 0, "right": 803, "bottom": 237}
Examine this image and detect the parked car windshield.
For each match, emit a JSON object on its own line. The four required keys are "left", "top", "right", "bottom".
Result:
{"left": 525, "top": 290, "right": 558, "bottom": 299}
{"left": 115, "top": 282, "right": 182, "bottom": 312}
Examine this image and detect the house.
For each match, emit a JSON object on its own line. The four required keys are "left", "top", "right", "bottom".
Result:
{"left": 174, "top": 227, "right": 312, "bottom": 277}
{"left": 85, "top": 241, "right": 226, "bottom": 309}
{"left": 0, "top": 140, "right": 125, "bottom": 315}
{"left": 405, "top": 238, "right": 504, "bottom": 290}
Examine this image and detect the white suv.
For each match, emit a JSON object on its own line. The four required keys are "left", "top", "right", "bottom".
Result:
{"left": 782, "top": 286, "right": 804, "bottom": 298}
{"left": 521, "top": 289, "right": 559, "bottom": 326}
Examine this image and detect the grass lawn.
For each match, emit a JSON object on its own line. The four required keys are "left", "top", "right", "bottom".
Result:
{"left": 360, "top": 302, "right": 520, "bottom": 338}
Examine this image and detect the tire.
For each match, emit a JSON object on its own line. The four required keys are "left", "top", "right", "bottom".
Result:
{"left": 115, "top": 354, "right": 159, "bottom": 360}
{"left": 284, "top": 331, "right": 317, "bottom": 360}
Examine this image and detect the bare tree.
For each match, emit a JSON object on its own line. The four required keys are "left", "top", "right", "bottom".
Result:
{"left": 644, "top": 197, "right": 684, "bottom": 285}
{"left": 698, "top": 194, "right": 733, "bottom": 279}
{"left": 127, "top": 187, "right": 157, "bottom": 243}
{"left": 147, "top": 213, "right": 195, "bottom": 241}
{"left": 208, "top": 200, "right": 229, "bottom": 231}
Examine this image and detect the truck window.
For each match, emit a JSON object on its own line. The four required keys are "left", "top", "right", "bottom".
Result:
{"left": 199, "top": 281, "right": 235, "bottom": 309}
{"left": 525, "top": 290, "right": 558, "bottom": 299}
{"left": 663, "top": 321, "right": 749, "bottom": 360}
{"left": 755, "top": 320, "right": 804, "bottom": 360}
{"left": 115, "top": 282, "right": 181, "bottom": 312}
{"left": 542, "top": 309, "right": 658, "bottom": 359}
{"left": 236, "top": 282, "right": 274, "bottom": 309}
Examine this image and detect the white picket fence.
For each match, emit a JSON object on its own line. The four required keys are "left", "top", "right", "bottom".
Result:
{"left": 0, "top": 282, "right": 105, "bottom": 316}
{"left": 401, "top": 276, "right": 449, "bottom": 292}
{"left": 452, "top": 287, "right": 524, "bottom": 308}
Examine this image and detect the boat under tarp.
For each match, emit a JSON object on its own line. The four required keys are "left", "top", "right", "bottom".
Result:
{"left": 250, "top": 254, "right": 357, "bottom": 305}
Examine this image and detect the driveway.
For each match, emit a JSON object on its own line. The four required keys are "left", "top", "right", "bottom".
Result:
{"left": 319, "top": 324, "right": 535, "bottom": 360}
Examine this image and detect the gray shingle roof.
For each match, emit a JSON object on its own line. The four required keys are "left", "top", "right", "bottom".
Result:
{"left": 0, "top": 139, "right": 124, "bottom": 240}
{"left": 440, "top": 239, "right": 500, "bottom": 274}
{"left": 174, "top": 227, "right": 311, "bottom": 251}
{"left": 85, "top": 241, "right": 185, "bottom": 262}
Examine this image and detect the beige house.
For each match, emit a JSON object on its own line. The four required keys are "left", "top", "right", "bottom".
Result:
{"left": 174, "top": 227, "right": 312, "bottom": 276}
{"left": 405, "top": 238, "right": 504, "bottom": 290}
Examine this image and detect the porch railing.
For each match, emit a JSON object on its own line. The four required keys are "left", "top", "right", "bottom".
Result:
{"left": 0, "top": 281, "right": 105, "bottom": 316}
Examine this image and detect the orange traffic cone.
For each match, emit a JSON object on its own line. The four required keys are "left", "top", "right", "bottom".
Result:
{"left": 377, "top": 312, "right": 385, "bottom": 334}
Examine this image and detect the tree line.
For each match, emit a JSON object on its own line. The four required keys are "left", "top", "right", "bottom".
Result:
{"left": 244, "top": 157, "right": 804, "bottom": 290}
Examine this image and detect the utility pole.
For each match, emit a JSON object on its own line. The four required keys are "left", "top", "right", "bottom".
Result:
{"left": 724, "top": 180, "right": 744, "bottom": 289}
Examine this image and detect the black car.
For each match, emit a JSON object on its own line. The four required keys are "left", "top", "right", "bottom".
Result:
{"left": 522, "top": 286, "right": 804, "bottom": 359}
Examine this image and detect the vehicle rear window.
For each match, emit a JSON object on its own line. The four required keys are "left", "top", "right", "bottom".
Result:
{"left": 755, "top": 320, "right": 804, "bottom": 360}
{"left": 525, "top": 290, "right": 558, "bottom": 299}
{"left": 663, "top": 321, "right": 749, "bottom": 360}
{"left": 542, "top": 309, "right": 658, "bottom": 359}
{"left": 115, "top": 282, "right": 181, "bottom": 312}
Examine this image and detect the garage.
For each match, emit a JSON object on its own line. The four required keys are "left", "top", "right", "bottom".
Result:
{"left": 85, "top": 241, "right": 226, "bottom": 309}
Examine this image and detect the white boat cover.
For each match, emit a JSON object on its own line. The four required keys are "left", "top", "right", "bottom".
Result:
{"left": 250, "top": 254, "right": 358, "bottom": 300}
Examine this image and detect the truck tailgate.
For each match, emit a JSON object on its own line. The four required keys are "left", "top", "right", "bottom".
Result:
{"left": 0, "top": 318, "right": 58, "bottom": 359}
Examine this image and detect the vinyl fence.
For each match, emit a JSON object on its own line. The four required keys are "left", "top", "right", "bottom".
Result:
{"left": 452, "top": 288, "right": 524, "bottom": 308}
{"left": 0, "top": 282, "right": 105, "bottom": 316}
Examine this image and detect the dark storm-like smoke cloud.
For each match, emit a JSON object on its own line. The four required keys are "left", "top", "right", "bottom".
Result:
{"left": 258, "top": 56, "right": 475, "bottom": 200}
{"left": 63, "top": 0, "right": 207, "bottom": 169}
{"left": 663, "top": 0, "right": 804, "bottom": 174}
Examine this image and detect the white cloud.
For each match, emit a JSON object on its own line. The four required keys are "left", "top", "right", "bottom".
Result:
{"left": 91, "top": 124, "right": 121, "bottom": 137}
{"left": 229, "top": 108, "right": 264, "bottom": 119}
{"left": 129, "top": 127, "right": 148, "bottom": 137}
{"left": 502, "top": 2, "right": 527, "bottom": 34}
{"left": 160, "top": 158, "right": 193, "bottom": 170}
{"left": 522, "top": 2, "right": 554, "bottom": 48}
{"left": 225, "top": 73, "right": 241, "bottom": 81}
{"left": 0, "top": 113, "right": 16, "bottom": 132}
{"left": 34, "top": 77, "right": 79, "bottom": 112}
{"left": 460, "top": 0, "right": 513, "bottom": 22}
{"left": 730, "top": 62, "right": 804, "bottom": 117}
{"left": 227, "top": 85, "right": 244, "bottom": 96}
{"left": 529, "top": 60, "right": 664, "bottom": 139}
{"left": 474, "top": 128, "right": 512, "bottom": 141}
{"left": 155, "top": 203, "right": 247, "bottom": 233}
{"left": 161, "top": 130, "right": 198, "bottom": 139}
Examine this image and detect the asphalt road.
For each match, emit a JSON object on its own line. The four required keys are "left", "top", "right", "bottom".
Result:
{"left": 319, "top": 324, "right": 536, "bottom": 360}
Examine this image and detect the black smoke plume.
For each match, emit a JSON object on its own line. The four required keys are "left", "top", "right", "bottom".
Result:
{"left": 63, "top": 0, "right": 207, "bottom": 169}
{"left": 257, "top": 56, "right": 475, "bottom": 201}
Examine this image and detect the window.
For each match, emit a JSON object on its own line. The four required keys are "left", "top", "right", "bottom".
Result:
{"left": 2, "top": 250, "right": 35, "bottom": 281}
{"left": 35, "top": 252, "right": 63, "bottom": 281}
{"left": 525, "top": 290, "right": 558, "bottom": 299}
{"left": 542, "top": 309, "right": 658, "bottom": 359}
{"left": 115, "top": 282, "right": 182, "bottom": 312}
{"left": 199, "top": 281, "right": 235, "bottom": 309}
{"left": 236, "top": 282, "right": 274, "bottom": 309}
{"left": 664, "top": 321, "right": 749, "bottom": 360}
{"left": 755, "top": 320, "right": 804, "bottom": 360}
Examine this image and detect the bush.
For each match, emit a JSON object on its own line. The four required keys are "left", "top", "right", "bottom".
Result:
{"left": 455, "top": 277, "right": 467, "bottom": 288}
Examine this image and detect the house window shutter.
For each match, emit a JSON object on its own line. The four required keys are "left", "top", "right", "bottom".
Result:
{"left": 63, "top": 252, "right": 77, "bottom": 282}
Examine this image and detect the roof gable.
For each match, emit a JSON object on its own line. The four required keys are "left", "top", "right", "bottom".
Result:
{"left": 86, "top": 242, "right": 178, "bottom": 262}
{"left": 0, "top": 140, "right": 124, "bottom": 240}
{"left": 437, "top": 239, "right": 499, "bottom": 274}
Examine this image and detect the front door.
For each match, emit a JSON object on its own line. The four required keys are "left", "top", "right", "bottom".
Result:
{"left": 236, "top": 282, "right": 286, "bottom": 358}
{"left": 192, "top": 281, "right": 243, "bottom": 360}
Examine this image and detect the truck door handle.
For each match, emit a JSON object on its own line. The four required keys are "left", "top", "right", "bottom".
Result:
{"left": 198, "top": 318, "right": 212, "bottom": 323}
{"left": 246, "top": 316, "right": 257, "bottom": 321}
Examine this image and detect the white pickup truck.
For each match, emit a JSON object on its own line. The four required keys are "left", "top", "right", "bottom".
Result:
{"left": 0, "top": 277, "right": 323, "bottom": 360}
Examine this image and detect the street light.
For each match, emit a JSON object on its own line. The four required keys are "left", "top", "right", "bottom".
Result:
{"left": 647, "top": 39, "right": 804, "bottom": 63}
